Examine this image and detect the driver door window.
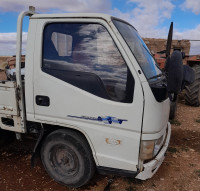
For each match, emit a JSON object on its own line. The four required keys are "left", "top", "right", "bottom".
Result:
{"left": 42, "top": 23, "right": 134, "bottom": 103}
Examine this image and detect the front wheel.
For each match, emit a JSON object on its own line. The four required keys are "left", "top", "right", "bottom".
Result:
{"left": 41, "top": 129, "right": 95, "bottom": 188}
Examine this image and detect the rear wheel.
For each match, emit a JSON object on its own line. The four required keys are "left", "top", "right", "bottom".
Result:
{"left": 41, "top": 129, "right": 95, "bottom": 188}
{"left": 185, "top": 65, "right": 200, "bottom": 106}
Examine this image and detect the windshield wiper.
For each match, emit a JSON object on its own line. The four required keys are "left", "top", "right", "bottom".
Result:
{"left": 147, "top": 73, "right": 164, "bottom": 80}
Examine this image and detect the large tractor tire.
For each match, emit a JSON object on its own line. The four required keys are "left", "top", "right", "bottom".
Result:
{"left": 185, "top": 65, "right": 200, "bottom": 106}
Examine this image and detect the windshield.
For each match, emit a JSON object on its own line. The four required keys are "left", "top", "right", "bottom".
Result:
{"left": 113, "top": 19, "right": 162, "bottom": 80}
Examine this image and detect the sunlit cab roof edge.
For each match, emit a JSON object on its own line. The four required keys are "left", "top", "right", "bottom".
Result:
{"left": 31, "top": 13, "right": 137, "bottom": 33}
{"left": 31, "top": 13, "right": 112, "bottom": 21}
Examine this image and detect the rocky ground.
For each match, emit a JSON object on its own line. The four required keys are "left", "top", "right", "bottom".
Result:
{"left": 0, "top": 102, "right": 199, "bottom": 191}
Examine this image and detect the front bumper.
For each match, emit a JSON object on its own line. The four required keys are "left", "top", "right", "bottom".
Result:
{"left": 136, "top": 122, "right": 171, "bottom": 180}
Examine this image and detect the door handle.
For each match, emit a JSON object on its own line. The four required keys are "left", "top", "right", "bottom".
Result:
{"left": 36, "top": 95, "right": 50, "bottom": 106}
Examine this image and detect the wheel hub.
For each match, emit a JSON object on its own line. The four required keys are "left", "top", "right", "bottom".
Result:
{"left": 56, "top": 149, "right": 74, "bottom": 169}
{"left": 51, "top": 145, "right": 79, "bottom": 176}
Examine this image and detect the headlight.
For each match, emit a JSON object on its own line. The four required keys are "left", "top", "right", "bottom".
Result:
{"left": 140, "top": 133, "right": 165, "bottom": 160}
{"left": 140, "top": 140, "right": 155, "bottom": 160}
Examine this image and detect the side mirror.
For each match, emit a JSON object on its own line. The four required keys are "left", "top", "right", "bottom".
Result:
{"left": 165, "top": 51, "right": 183, "bottom": 102}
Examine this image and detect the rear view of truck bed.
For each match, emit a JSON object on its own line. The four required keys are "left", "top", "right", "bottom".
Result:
{"left": 0, "top": 81, "right": 22, "bottom": 132}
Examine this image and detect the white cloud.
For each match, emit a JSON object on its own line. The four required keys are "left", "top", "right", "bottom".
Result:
{"left": 181, "top": 0, "right": 200, "bottom": 15}
{"left": 111, "top": 0, "right": 200, "bottom": 55}
{"left": 174, "top": 25, "right": 200, "bottom": 40}
{"left": 0, "top": 0, "right": 111, "bottom": 56}
{"left": 0, "top": 33, "right": 27, "bottom": 56}
{"left": 112, "top": 0, "right": 174, "bottom": 38}
{"left": 189, "top": 41, "right": 200, "bottom": 55}
{"left": 174, "top": 25, "right": 200, "bottom": 55}
{"left": 0, "top": 0, "right": 111, "bottom": 13}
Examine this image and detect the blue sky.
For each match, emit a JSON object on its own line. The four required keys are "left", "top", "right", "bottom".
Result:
{"left": 0, "top": 0, "right": 200, "bottom": 55}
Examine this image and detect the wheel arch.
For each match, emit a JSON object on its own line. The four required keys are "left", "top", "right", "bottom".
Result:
{"left": 39, "top": 123, "right": 99, "bottom": 165}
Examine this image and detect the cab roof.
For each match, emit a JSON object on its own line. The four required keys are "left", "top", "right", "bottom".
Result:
{"left": 30, "top": 13, "right": 135, "bottom": 30}
{"left": 31, "top": 13, "right": 112, "bottom": 21}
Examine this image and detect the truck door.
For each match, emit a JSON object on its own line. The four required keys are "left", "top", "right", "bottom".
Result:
{"left": 32, "top": 18, "right": 144, "bottom": 171}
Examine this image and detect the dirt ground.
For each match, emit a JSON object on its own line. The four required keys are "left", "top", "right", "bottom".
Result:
{"left": 0, "top": 102, "right": 200, "bottom": 191}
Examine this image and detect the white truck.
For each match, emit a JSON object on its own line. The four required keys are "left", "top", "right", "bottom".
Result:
{"left": 0, "top": 6, "right": 175, "bottom": 188}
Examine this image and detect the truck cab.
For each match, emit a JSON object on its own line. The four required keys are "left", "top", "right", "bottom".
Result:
{"left": 0, "top": 7, "right": 171, "bottom": 188}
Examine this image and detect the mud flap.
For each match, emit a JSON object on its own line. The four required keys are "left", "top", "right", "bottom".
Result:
{"left": 31, "top": 124, "right": 44, "bottom": 167}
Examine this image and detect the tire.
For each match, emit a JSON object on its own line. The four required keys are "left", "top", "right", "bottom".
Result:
{"left": 0, "top": 129, "right": 15, "bottom": 147}
{"left": 185, "top": 65, "right": 200, "bottom": 106}
{"left": 169, "top": 101, "right": 177, "bottom": 120}
{"left": 40, "top": 129, "right": 95, "bottom": 188}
